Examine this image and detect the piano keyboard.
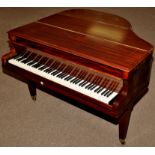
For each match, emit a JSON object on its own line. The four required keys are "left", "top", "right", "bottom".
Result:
{"left": 8, "top": 50, "right": 121, "bottom": 104}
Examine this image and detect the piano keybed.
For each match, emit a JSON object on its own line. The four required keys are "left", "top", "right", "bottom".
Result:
{"left": 8, "top": 50, "right": 123, "bottom": 104}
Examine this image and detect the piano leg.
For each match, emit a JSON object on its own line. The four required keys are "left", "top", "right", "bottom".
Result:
{"left": 28, "top": 81, "right": 37, "bottom": 101}
{"left": 119, "top": 109, "right": 132, "bottom": 144}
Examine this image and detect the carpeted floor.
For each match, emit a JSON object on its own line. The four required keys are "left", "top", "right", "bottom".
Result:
{"left": 0, "top": 8, "right": 155, "bottom": 146}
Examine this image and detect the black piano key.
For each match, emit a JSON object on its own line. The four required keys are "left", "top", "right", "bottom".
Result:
{"left": 23, "top": 53, "right": 37, "bottom": 64}
{"left": 64, "top": 75, "right": 71, "bottom": 80}
{"left": 35, "top": 64, "right": 43, "bottom": 68}
{"left": 51, "top": 69, "right": 58, "bottom": 74}
{"left": 73, "top": 78, "right": 80, "bottom": 84}
{"left": 106, "top": 91, "right": 113, "bottom": 97}
{"left": 34, "top": 57, "right": 48, "bottom": 68}
{"left": 50, "top": 69, "right": 58, "bottom": 74}
{"left": 61, "top": 74, "right": 68, "bottom": 79}
{"left": 52, "top": 68, "right": 60, "bottom": 74}
{"left": 79, "top": 80, "right": 86, "bottom": 86}
{"left": 52, "top": 70, "right": 61, "bottom": 76}
{"left": 106, "top": 87, "right": 115, "bottom": 97}
{"left": 70, "top": 77, "right": 77, "bottom": 83}
{"left": 27, "top": 55, "right": 41, "bottom": 66}
{"left": 94, "top": 86, "right": 101, "bottom": 92}
{"left": 44, "top": 66, "right": 52, "bottom": 72}
{"left": 93, "top": 78, "right": 103, "bottom": 92}
{"left": 32, "top": 62, "right": 39, "bottom": 67}
{"left": 97, "top": 87, "right": 105, "bottom": 94}
{"left": 89, "top": 80, "right": 100, "bottom": 90}
{"left": 16, "top": 51, "right": 29, "bottom": 60}
{"left": 83, "top": 82, "right": 89, "bottom": 88}
{"left": 101, "top": 81, "right": 114, "bottom": 96}
{"left": 20, "top": 51, "right": 31, "bottom": 59}
{"left": 76, "top": 71, "right": 86, "bottom": 84}
{"left": 67, "top": 76, "right": 74, "bottom": 81}
{"left": 46, "top": 66, "right": 55, "bottom": 73}
{"left": 14, "top": 55, "right": 21, "bottom": 60}
{"left": 87, "top": 83, "right": 95, "bottom": 90}
{"left": 80, "top": 73, "right": 94, "bottom": 87}
{"left": 62, "top": 67, "right": 74, "bottom": 79}
{"left": 101, "top": 89, "right": 108, "bottom": 95}
{"left": 64, "top": 67, "right": 78, "bottom": 81}
{"left": 71, "top": 70, "right": 83, "bottom": 84}
{"left": 60, "top": 73, "right": 67, "bottom": 78}
{"left": 104, "top": 90, "right": 111, "bottom": 96}
{"left": 89, "top": 76, "right": 100, "bottom": 90}
{"left": 66, "top": 74, "right": 75, "bottom": 81}
{"left": 73, "top": 77, "right": 79, "bottom": 83}
{"left": 75, "top": 72, "right": 85, "bottom": 83}
{"left": 20, "top": 53, "right": 31, "bottom": 62}
{"left": 25, "top": 56, "right": 36, "bottom": 65}
{"left": 34, "top": 60, "right": 46, "bottom": 68}
{"left": 17, "top": 52, "right": 29, "bottom": 61}
{"left": 85, "top": 83, "right": 92, "bottom": 89}
{"left": 14, "top": 51, "right": 26, "bottom": 60}
{"left": 16, "top": 57, "right": 24, "bottom": 61}
{"left": 39, "top": 64, "right": 47, "bottom": 70}
{"left": 70, "top": 72, "right": 79, "bottom": 83}
{"left": 56, "top": 72, "right": 64, "bottom": 77}
{"left": 64, "top": 76, "right": 70, "bottom": 81}
{"left": 78, "top": 81, "right": 84, "bottom": 86}
{"left": 55, "top": 71, "right": 62, "bottom": 76}
{"left": 57, "top": 66, "right": 69, "bottom": 78}
{"left": 81, "top": 81, "right": 89, "bottom": 87}
{"left": 75, "top": 79, "right": 83, "bottom": 85}
{"left": 58, "top": 72, "right": 68, "bottom": 79}
{"left": 21, "top": 58, "right": 30, "bottom": 63}
{"left": 74, "top": 78, "right": 82, "bottom": 84}
{"left": 57, "top": 72, "right": 65, "bottom": 78}
{"left": 45, "top": 68, "right": 54, "bottom": 73}
{"left": 27, "top": 60, "right": 36, "bottom": 66}
{"left": 44, "top": 68, "right": 49, "bottom": 72}
{"left": 39, "top": 59, "right": 53, "bottom": 70}
{"left": 90, "top": 84, "right": 97, "bottom": 91}
{"left": 32, "top": 56, "right": 43, "bottom": 67}
{"left": 39, "top": 65, "right": 46, "bottom": 70}
{"left": 50, "top": 70, "right": 57, "bottom": 75}
{"left": 33, "top": 64, "right": 42, "bottom": 68}
{"left": 44, "top": 62, "right": 57, "bottom": 73}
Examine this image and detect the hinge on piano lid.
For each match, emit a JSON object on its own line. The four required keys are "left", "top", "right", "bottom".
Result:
{"left": 1, "top": 48, "right": 16, "bottom": 65}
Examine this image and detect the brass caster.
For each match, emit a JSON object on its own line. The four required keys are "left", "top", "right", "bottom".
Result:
{"left": 119, "top": 138, "right": 126, "bottom": 145}
{"left": 31, "top": 95, "right": 36, "bottom": 101}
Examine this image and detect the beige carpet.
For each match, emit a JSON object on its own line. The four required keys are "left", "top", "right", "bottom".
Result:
{"left": 0, "top": 8, "right": 155, "bottom": 146}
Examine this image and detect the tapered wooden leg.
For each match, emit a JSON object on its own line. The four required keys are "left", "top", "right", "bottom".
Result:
{"left": 119, "top": 109, "right": 132, "bottom": 144}
{"left": 28, "top": 81, "right": 36, "bottom": 101}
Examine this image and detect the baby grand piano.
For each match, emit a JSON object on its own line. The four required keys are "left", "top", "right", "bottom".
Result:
{"left": 1, "top": 9, "right": 153, "bottom": 144}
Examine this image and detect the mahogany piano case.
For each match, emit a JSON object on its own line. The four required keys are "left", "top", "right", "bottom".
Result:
{"left": 1, "top": 9, "right": 153, "bottom": 144}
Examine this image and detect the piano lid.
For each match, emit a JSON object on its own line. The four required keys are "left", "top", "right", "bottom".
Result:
{"left": 8, "top": 9, "right": 153, "bottom": 74}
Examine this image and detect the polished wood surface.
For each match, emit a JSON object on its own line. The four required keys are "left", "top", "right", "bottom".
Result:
{"left": 1, "top": 9, "right": 153, "bottom": 144}
{"left": 8, "top": 9, "right": 153, "bottom": 78}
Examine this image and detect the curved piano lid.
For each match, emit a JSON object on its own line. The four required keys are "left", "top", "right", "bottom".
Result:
{"left": 9, "top": 9, "right": 153, "bottom": 76}
{"left": 59, "top": 9, "right": 153, "bottom": 52}
{"left": 60, "top": 9, "right": 132, "bottom": 29}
